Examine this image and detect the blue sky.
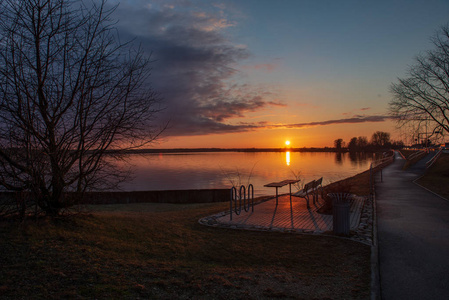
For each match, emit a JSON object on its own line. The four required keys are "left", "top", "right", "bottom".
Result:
{"left": 106, "top": 0, "right": 449, "bottom": 147}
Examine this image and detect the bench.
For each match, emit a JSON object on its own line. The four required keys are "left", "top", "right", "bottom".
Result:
{"left": 313, "top": 177, "right": 324, "bottom": 202}
{"left": 292, "top": 180, "right": 315, "bottom": 208}
{"left": 292, "top": 177, "right": 324, "bottom": 209}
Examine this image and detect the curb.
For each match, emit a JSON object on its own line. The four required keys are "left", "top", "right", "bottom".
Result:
{"left": 370, "top": 191, "right": 381, "bottom": 300}
{"left": 199, "top": 195, "right": 373, "bottom": 245}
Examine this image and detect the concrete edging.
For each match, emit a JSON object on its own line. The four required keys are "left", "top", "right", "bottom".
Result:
{"left": 199, "top": 194, "right": 374, "bottom": 245}
{"left": 370, "top": 192, "right": 381, "bottom": 300}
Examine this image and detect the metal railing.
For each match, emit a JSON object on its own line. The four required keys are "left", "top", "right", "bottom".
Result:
{"left": 230, "top": 184, "right": 254, "bottom": 220}
{"left": 369, "top": 152, "right": 395, "bottom": 199}
{"left": 407, "top": 150, "right": 427, "bottom": 161}
{"left": 426, "top": 148, "right": 442, "bottom": 168}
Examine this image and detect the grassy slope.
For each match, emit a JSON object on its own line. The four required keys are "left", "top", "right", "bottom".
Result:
{"left": 324, "top": 168, "right": 372, "bottom": 196}
{"left": 398, "top": 149, "right": 418, "bottom": 159}
{"left": 399, "top": 149, "right": 428, "bottom": 170}
{"left": 416, "top": 153, "right": 449, "bottom": 199}
{"left": 0, "top": 202, "right": 370, "bottom": 299}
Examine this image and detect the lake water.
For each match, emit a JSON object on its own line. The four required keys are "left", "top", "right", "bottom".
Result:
{"left": 114, "top": 151, "right": 377, "bottom": 196}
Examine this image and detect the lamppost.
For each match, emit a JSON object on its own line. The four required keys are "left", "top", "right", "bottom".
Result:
{"left": 414, "top": 128, "right": 442, "bottom": 151}
{"left": 410, "top": 117, "right": 444, "bottom": 150}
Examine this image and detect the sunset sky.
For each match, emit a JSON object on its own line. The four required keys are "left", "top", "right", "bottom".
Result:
{"left": 108, "top": 0, "right": 449, "bottom": 148}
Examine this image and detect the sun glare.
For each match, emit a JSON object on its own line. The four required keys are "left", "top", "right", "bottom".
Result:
{"left": 285, "top": 140, "right": 291, "bottom": 146}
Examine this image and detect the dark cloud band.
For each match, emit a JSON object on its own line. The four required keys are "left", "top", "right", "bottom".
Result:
{"left": 165, "top": 115, "right": 392, "bottom": 136}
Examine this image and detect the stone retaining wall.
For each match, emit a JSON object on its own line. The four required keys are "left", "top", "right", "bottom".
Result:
{"left": 0, "top": 189, "right": 230, "bottom": 205}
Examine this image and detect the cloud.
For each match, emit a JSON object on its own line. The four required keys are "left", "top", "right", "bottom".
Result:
{"left": 107, "top": 1, "right": 281, "bottom": 136}
{"left": 342, "top": 107, "right": 372, "bottom": 116}
{"left": 277, "top": 115, "right": 391, "bottom": 129}
{"left": 106, "top": 3, "right": 390, "bottom": 138}
{"left": 242, "top": 63, "right": 278, "bottom": 72}
{"left": 165, "top": 115, "right": 393, "bottom": 136}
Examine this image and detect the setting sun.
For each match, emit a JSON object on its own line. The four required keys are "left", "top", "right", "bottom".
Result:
{"left": 285, "top": 140, "right": 291, "bottom": 146}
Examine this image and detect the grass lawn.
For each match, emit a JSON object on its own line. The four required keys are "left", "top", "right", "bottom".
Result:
{"left": 416, "top": 153, "right": 449, "bottom": 199}
{"left": 0, "top": 201, "right": 371, "bottom": 299}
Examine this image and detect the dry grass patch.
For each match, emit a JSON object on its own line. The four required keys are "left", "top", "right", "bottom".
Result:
{"left": 324, "top": 169, "right": 372, "bottom": 196}
{"left": 399, "top": 149, "right": 428, "bottom": 170}
{"left": 416, "top": 153, "right": 449, "bottom": 199}
{"left": 0, "top": 202, "right": 370, "bottom": 299}
{"left": 398, "top": 149, "right": 418, "bottom": 159}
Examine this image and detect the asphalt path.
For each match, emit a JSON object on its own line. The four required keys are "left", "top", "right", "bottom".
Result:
{"left": 375, "top": 151, "right": 449, "bottom": 299}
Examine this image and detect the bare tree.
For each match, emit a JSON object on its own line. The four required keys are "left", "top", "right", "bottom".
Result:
{"left": 371, "top": 131, "right": 391, "bottom": 147}
{"left": 347, "top": 136, "right": 369, "bottom": 152}
{"left": 334, "top": 138, "right": 344, "bottom": 151}
{"left": 357, "top": 136, "right": 368, "bottom": 149}
{"left": 390, "top": 24, "right": 449, "bottom": 138}
{"left": 348, "top": 137, "right": 358, "bottom": 152}
{"left": 0, "top": 0, "right": 163, "bottom": 216}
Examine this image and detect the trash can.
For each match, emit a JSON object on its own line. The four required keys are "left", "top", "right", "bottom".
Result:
{"left": 331, "top": 193, "right": 351, "bottom": 235}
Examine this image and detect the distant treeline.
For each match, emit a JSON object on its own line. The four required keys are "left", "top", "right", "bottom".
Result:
{"left": 106, "top": 146, "right": 398, "bottom": 155}
{"left": 334, "top": 131, "right": 404, "bottom": 152}
{"left": 102, "top": 131, "right": 404, "bottom": 154}
{"left": 110, "top": 147, "right": 347, "bottom": 154}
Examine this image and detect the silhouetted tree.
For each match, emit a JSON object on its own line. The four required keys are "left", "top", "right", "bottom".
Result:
{"left": 0, "top": 0, "right": 163, "bottom": 216}
{"left": 390, "top": 24, "right": 449, "bottom": 137}
{"left": 348, "top": 136, "right": 369, "bottom": 152}
{"left": 334, "top": 138, "right": 344, "bottom": 151}
{"left": 348, "top": 137, "right": 358, "bottom": 152}
{"left": 391, "top": 140, "right": 405, "bottom": 149}
{"left": 357, "top": 136, "right": 369, "bottom": 149}
{"left": 371, "top": 131, "right": 391, "bottom": 148}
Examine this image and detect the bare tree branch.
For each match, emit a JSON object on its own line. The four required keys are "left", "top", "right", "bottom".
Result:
{"left": 0, "top": 0, "right": 164, "bottom": 217}
{"left": 390, "top": 24, "right": 449, "bottom": 141}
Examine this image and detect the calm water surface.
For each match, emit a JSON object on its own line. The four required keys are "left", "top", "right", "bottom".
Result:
{"left": 115, "top": 151, "right": 376, "bottom": 196}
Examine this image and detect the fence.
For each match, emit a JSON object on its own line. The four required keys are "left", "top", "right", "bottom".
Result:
{"left": 0, "top": 189, "right": 230, "bottom": 219}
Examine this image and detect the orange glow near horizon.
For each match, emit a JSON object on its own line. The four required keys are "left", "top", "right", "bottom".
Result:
{"left": 154, "top": 119, "right": 400, "bottom": 149}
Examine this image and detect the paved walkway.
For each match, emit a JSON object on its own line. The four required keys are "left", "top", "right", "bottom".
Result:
{"left": 375, "top": 152, "right": 449, "bottom": 300}
{"left": 200, "top": 192, "right": 373, "bottom": 244}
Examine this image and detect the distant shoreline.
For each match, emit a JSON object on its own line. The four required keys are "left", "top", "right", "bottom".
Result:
{"left": 111, "top": 147, "right": 353, "bottom": 154}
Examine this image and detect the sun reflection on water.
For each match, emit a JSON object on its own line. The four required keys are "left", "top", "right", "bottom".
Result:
{"left": 286, "top": 151, "right": 291, "bottom": 166}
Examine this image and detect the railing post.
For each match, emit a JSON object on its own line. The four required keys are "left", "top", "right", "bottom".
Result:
{"left": 369, "top": 164, "right": 373, "bottom": 200}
